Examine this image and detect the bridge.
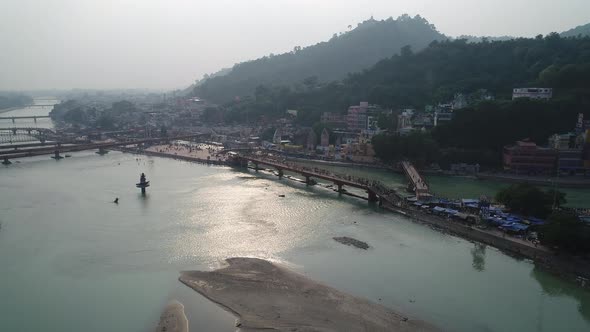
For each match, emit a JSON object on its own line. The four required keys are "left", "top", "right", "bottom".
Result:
{"left": 25, "top": 104, "right": 54, "bottom": 108}
{"left": 0, "top": 115, "right": 51, "bottom": 123}
{"left": 400, "top": 161, "right": 432, "bottom": 199}
{"left": 234, "top": 154, "right": 402, "bottom": 205}
{"left": 1, "top": 134, "right": 204, "bottom": 164}
{"left": 0, "top": 127, "right": 56, "bottom": 144}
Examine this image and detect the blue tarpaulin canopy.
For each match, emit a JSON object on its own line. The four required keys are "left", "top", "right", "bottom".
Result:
{"left": 461, "top": 199, "right": 479, "bottom": 205}
{"left": 500, "top": 223, "right": 529, "bottom": 232}
{"left": 526, "top": 217, "right": 546, "bottom": 225}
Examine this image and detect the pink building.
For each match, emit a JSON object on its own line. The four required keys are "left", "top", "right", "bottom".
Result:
{"left": 346, "top": 102, "right": 370, "bottom": 131}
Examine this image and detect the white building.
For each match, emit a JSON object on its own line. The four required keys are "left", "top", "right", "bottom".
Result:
{"left": 512, "top": 88, "right": 552, "bottom": 100}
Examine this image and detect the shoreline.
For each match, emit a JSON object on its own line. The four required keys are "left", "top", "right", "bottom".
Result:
{"left": 180, "top": 257, "right": 439, "bottom": 332}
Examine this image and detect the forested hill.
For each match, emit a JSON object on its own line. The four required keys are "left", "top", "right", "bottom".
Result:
{"left": 332, "top": 33, "right": 590, "bottom": 108}
{"left": 204, "top": 34, "right": 590, "bottom": 125}
{"left": 194, "top": 15, "right": 445, "bottom": 103}
{"left": 561, "top": 23, "right": 590, "bottom": 37}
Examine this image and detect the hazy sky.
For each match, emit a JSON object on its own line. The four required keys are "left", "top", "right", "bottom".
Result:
{"left": 1, "top": 0, "right": 589, "bottom": 91}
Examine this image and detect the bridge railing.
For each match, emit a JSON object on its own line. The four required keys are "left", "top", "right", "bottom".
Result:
{"left": 242, "top": 154, "right": 398, "bottom": 194}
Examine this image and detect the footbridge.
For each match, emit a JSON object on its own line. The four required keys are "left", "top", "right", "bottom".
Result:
{"left": 234, "top": 154, "right": 402, "bottom": 205}
{"left": 400, "top": 161, "right": 432, "bottom": 199}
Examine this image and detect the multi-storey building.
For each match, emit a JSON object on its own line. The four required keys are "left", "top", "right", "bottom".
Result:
{"left": 503, "top": 139, "right": 557, "bottom": 175}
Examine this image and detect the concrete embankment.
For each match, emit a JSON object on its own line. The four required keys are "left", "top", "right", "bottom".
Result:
{"left": 116, "top": 147, "right": 227, "bottom": 166}
{"left": 180, "top": 257, "right": 439, "bottom": 332}
{"left": 477, "top": 173, "right": 590, "bottom": 189}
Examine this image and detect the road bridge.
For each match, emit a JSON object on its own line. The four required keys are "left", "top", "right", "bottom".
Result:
{"left": 0, "top": 115, "right": 51, "bottom": 123}
{"left": 1, "top": 134, "right": 203, "bottom": 164}
{"left": 234, "top": 154, "right": 402, "bottom": 205}
{"left": 0, "top": 127, "right": 55, "bottom": 144}
{"left": 400, "top": 161, "right": 432, "bottom": 199}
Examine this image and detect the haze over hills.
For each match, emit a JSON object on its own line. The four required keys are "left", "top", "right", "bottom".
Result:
{"left": 193, "top": 14, "right": 590, "bottom": 104}
{"left": 561, "top": 23, "right": 590, "bottom": 38}
{"left": 194, "top": 15, "right": 445, "bottom": 103}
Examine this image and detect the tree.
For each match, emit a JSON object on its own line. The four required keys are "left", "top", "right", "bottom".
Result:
{"left": 495, "top": 183, "right": 565, "bottom": 218}
{"left": 538, "top": 211, "right": 590, "bottom": 254}
{"left": 96, "top": 115, "right": 115, "bottom": 129}
{"left": 372, "top": 132, "right": 439, "bottom": 166}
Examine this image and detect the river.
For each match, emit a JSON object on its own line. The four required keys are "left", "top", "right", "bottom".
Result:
{"left": 0, "top": 98, "right": 59, "bottom": 129}
{"left": 1, "top": 102, "right": 590, "bottom": 331}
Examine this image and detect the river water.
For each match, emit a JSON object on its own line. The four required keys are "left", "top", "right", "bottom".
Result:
{"left": 0, "top": 99, "right": 58, "bottom": 129}
{"left": 1, "top": 103, "right": 590, "bottom": 332}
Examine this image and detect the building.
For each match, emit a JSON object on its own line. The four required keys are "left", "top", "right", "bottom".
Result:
{"left": 320, "top": 128, "right": 330, "bottom": 147}
{"left": 306, "top": 129, "right": 317, "bottom": 151}
{"left": 557, "top": 149, "right": 585, "bottom": 174}
{"left": 320, "top": 112, "right": 347, "bottom": 128}
{"left": 272, "top": 128, "right": 282, "bottom": 145}
{"left": 503, "top": 139, "right": 557, "bottom": 175}
{"left": 512, "top": 88, "right": 552, "bottom": 100}
{"left": 346, "top": 102, "right": 381, "bottom": 132}
{"left": 549, "top": 133, "right": 578, "bottom": 150}
{"left": 434, "top": 110, "right": 453, "bottom": 126}
{"left": 452, "top": 93, "right": 468, "bottom": 110}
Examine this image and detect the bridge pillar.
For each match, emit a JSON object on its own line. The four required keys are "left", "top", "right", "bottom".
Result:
{"left": 33, "top": 117, "right": 37, "bottom": 123}
{"left": 336, "top": 182, "right": 343, "bottom": 194}
{"left": 254, "top": 163, "right": 259, "bottom": 172}
{"left": 2, "top": 157, "right": 11, "bottom": 165}
{"left": 96, "top": 147, "right": 109, "bottom": 155}
{"left": 52, "top": 149, "right": 63, "bottom": 160}
{"left": 305, "top": 176, "right": 312, "bottom": 185}
{"left": 368, "top": 190, "right": 378, "bottom": 202}
{"left": 277, "top": 168, "right": 284, "bottom": 179}
{"left": 11, "top": 118, "right": 15, "bottom": 124}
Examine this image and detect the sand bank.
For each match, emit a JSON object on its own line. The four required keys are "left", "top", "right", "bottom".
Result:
{"left": 179, "top": 257, "right": 438, "bottom": 332}
{"left": 155, "top": 300, "right": 189, "bottom": 332}
{"left": 333, "top": 236, "right": 370, "bottom": 250}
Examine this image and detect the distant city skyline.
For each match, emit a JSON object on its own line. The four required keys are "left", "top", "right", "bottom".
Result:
{"left": 1, "top": 0, "right": 589, "bottom": 90}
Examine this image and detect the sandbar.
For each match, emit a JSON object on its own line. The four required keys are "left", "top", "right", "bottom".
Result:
{"left": 179, "top": 257, "right": 438, "bottom": 331}
{"left": 155, "top": 300, "right": 189, "bottom": 332}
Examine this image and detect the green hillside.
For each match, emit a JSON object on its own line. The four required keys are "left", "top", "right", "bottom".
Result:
{"left": 194, "top": 15, "right": 445, "bottom": 103}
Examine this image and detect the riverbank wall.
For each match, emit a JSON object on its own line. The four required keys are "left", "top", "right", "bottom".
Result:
{"left": 477, "top": 173, "right": 590, "bottom": 189}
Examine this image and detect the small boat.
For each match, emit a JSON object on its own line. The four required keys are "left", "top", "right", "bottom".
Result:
{"left": 65, "top": 154, "right": 72, "bottom": 158}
